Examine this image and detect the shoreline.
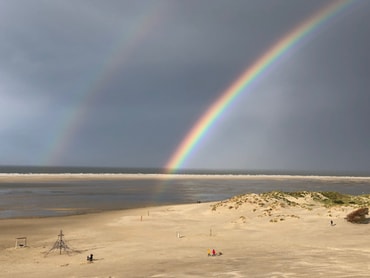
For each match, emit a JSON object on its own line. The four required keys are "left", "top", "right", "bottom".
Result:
{"left": 2, "top": 173, "right": 370, "bottom": 220}
{"left": 1, "top": 192, "right": 370, "bottom": 277}
{"left": 1, "top": 172, "right": 370, "bottom": 180}
{"left": 0, "top": 202, "right": 190, "bottom": 221}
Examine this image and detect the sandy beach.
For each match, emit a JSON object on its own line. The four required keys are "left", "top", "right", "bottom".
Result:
{"left": 1, "top": 191, "right": 370, "bottom": 277}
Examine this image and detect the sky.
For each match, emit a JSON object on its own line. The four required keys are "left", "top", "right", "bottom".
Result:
{"left": 1, "top": 0, "right": 370, "bottom": 174}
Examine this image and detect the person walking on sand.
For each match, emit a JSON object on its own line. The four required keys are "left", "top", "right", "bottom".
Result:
{"left": 207, "top": 249, "right": 211, "bottom": 256}
{"left": 212, "top": 249, "right": 216, "bottom": 256}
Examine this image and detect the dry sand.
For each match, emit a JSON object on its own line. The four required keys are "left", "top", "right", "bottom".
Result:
{"left": 1, "top": 191, "right": 370, "bottom": 277}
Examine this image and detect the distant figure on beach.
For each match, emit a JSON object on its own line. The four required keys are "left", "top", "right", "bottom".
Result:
{"left": 330, "top": 220, "right": 336, "bottom": 226}
{"left": 87, "top": 254, "right": 93, "bottom": 262}
{"left": 212, "top": 249, "right": 216, "bottom": 256}
{"left": 207, "top": 249, "right": 211, "bottom": 256}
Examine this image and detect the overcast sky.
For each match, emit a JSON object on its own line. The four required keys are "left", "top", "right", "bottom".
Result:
{"left": 1, "top": 0, "right": 369, "bottom": 174}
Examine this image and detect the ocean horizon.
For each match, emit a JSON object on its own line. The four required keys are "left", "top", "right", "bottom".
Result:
{"left": 1, "top": 165, "right": 370, "bottom": 177}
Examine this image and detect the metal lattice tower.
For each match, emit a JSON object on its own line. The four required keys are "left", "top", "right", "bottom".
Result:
{"left": 46, "top": 229, "right": 78, "bottom": 256}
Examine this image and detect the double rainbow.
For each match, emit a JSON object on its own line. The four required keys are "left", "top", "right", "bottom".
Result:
{"left": 165, "top": 0, "right": 356, "bottom": 172}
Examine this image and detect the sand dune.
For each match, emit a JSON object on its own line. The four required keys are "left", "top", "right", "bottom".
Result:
{"left": 1, "top": 192, "right": 370, "bottom": 277}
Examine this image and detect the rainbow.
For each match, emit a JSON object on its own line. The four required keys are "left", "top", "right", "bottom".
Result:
{"left": 44, "top": 3, "right": 167, "bottom": 165}
{"left": 165, "top": 0, "right": 356, "bottom": 172}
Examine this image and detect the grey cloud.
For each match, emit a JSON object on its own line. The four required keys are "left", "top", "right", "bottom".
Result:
{"left": 0, "top": 0, "right": 369, "bottom": 173}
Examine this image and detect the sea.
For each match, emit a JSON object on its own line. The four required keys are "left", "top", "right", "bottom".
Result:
{"left": 1, "top": 166, "right": 370, "bottom": 219}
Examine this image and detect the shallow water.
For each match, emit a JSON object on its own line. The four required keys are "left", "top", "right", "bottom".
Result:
{"left": 1, "top": 175, "right": 370, "bottom": 218}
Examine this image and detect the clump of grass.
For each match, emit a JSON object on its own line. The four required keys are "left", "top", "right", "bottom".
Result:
{"left": 280, "top": 191, "right": 370, "bottom": 208}
{"left": 319, "top": 192, "right": 370, "bottom": 207}
{"left": 211, "top": 191, "right": 370, "bottom": 213}
{"left": 346, "top": 208, "right": 369, "bottom": 223}
{"left": 285, "top": 191, "right": 308, "bottom": 198}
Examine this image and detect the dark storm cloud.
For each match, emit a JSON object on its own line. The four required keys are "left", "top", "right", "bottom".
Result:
{"left": 187, "top": 0, "right": 370, "bottom": 174}
{"left": 1, "top": 0, "right": 369, "bottom": 174}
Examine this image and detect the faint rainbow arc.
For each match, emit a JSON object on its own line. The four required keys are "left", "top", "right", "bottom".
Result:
{"left": 44, "top": 4, "right": 167, "bottom": 165}
{"left": 165, "top": 0, "right": 355, "bottom": 172}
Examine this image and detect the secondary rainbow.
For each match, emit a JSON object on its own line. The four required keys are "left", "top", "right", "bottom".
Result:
{"left": 165, "top": 0, "right": 356, "bottom": 172}
{"left": 43, "top": 3, "right": 167, "bottom": 165}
